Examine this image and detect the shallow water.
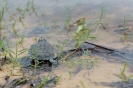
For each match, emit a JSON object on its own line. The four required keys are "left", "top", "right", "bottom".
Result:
{"left": 1, "top": 0, "right": 133, "bottom": 88}
{"left": 1, "top": 0, "right": 133, "bottom": 44}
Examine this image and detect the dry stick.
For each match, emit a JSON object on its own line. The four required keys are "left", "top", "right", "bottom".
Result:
{"left": 61, "top": 48, "right": 80, "bottom": 61}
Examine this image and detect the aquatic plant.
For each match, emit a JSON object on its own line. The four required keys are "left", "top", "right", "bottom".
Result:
{"left": 31, "top": 0, "right": 38, "bottom": 16}
{"left": 0, "top": 7, "right": 4, "bottom": 27}
{"left": 82, "top": 50, "right": 100, "bottom": 68}
{"left": 55, "top": 39, "right": 72, "bottom": 53}
{"left": 17, "top": 6, "right": 22, "bottom": 14}
{"left": 57, "top": 18, "right": 96, "bottom": 62}
{"left": 54, "top": 76, "right": 61, "bottom": 84}
{"left": 74, "top": 22, "right": 96, "bottom": 48}
{"left": 123, "top": 17, "right": 126, "bottom": 30}
{"left": 29, "top": 47, "right": 43, "bottom": 69}
{"left": 3, "top": 37, "right": 27, "bottom": 74}
{"left": 99, "top": 5, "right": 104, "bottom": 22}
{"left": 52, "top": 20, "right": 57, "bottom": 29}
{"left": 64, "top": 8, "right": 71, "bottom": 28}
{"left": 119, "top": 62, "right": 133, "bottom": 82}
{"left": 21, "top": 8, "right": 27, "bottom": 19}
{"left": 20, "top": 1, "right": 33, "bottom": 19}
{"left": 38, "top": 72, "right": 50, "bottom": 88}
{"left": 68, "top": 71, "right": 73, "bottom": 79}
{"left": 0, "top": 7, "right": 5, "bottom": 40}
{"left": 99, "top": 5, "right": 106, "bottom": 29}
{"left": 19, "top": 17, "right": 26, "bottom": 28}
{"left": 0, "top": 39, "right": 7, "bottom": 60}
{"left": 94, "top": 5, "right": 106, "bottom": 34}
{"left": 26, "top": 1, "right": 32, "bottom": 16}
{"left": 80, "top": 80, "right": 86, "bottom": 88}
{"left": 11, "top": 20, "right": 19, "bottom": 36}
{"left": 10, "top": 37, "right": 26, "bottom": 58}
{"left": 122, "top": 17, "right": 128, "bottom": 38}
{"left": 61, "top": 53, "right": 100, "bottom": 69}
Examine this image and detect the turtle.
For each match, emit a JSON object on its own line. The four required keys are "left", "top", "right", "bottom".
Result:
{"left": 28, "top": 37, "right": 58, "bottom": 66}
{"left": 21, "top": 37, "right": 58, "bottom": 67}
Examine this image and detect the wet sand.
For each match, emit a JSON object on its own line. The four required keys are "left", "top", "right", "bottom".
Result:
{"left": 0, "top": 58, "right": 133, "bottom": 88}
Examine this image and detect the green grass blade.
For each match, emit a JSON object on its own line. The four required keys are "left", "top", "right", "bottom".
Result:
{"left": 38, "top": 73, "right": 50, "bottom": 88}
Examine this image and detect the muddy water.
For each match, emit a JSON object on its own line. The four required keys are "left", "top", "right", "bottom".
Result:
{"left": 0, "top": 0, "right": 133, "bottom": 88}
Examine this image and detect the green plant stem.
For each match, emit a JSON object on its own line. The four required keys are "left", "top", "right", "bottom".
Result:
{"left": 0, "top": 7, "right": 4, "bottom": 25}
{"left": 99, "top": 5, "right": 106, "bottom": 29}
{"left": 121, "top": 62, "right": 127, "bottom": 76}
{"left": 38, "top": 73, "right": 50, "bottom": 88}
{"left": 99, "top": 5, "right": 104, "bottom": 21}
{"left": 15, "top": 44, "right": 18, "bottom": 58}
{"left": 80, "top": 80, "right": 85, "bottom": 88}
{"left": 123, "top": 17, "right": 126, "bottom": 29}
{"left": 0, "top": 7, "right": 4, "bottom": 40}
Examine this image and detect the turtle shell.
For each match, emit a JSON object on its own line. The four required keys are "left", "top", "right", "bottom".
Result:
{"left": 28, "top": 37, "right": 56, "bottom": 61}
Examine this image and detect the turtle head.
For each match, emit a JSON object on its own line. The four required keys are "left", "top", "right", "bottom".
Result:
{"left": 38, "top": 37, "right": 46, "bottom": 42}
{"left": 50, "top": 57, "right": 59, "bottom": 67}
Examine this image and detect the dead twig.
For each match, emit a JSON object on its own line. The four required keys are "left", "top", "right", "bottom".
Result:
{"left": 61, "top": 48, "right": 79, "bottom": 61}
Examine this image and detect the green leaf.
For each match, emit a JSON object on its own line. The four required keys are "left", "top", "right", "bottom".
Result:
{"left": 89, "top": 36, "right": 96, "bottom": 38}
{"left": 10, "top": 50, "right": 15, "bottom": 54}
{"left": 18, "top": 48, "right": 27, "bottom": 52}
{"left": 126, "top": 75, "right": 133, "bottom": 82}
{"left": 18, "top": 49, "right": 27, "bottom": 55}
{"left": 8, "top": 51, "right": 14, "bottom": 58}
{"left": 38, "top": 73, "right": 50, "bottom": 88}
{"left": 76, "top": 25, "right": 84, "bottom": 33}
{"left": 18, "top": 36, "right": 25, "bottom": 44}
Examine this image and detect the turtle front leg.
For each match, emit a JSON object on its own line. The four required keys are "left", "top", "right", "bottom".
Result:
{"left": 50, "top": 58, "right": 59, "bottom": 67}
